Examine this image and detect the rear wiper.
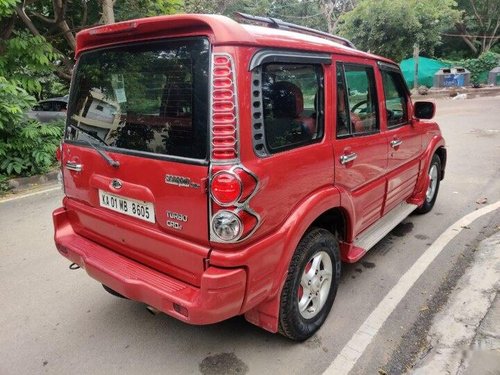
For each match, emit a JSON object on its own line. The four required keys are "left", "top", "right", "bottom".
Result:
{"left": 68, "top": 123, "right": 120, "bottom": 168}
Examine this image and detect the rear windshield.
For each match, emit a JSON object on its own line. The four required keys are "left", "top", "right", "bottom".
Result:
{"left": 66, "top": 38, "right": 209, "bottom": 160}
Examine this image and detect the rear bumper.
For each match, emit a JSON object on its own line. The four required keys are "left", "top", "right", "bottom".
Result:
{"left": 53, "top": 207, "right": 247, "bottom": 325}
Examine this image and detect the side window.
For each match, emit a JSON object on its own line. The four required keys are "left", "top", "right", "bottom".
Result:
{"left": 261, "top": 63, "right": 324, "bottom": 153}
{"left": 381, "top": 70, "right": 408, "bottom": 127}
{"left": 337, "top": 63, "right": 379, "bottom": 137}
{"left": 39, "top": 102, "right": 53, "bottom": 111}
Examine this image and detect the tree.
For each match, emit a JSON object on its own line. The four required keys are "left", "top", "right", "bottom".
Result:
{"left": 337, "top": 0, "right": 461, "bottom": 61}
{"left": 453, "top": 0, "right": 500, "bottom": 55}
{"left": 318, "top": 0, "right": 356, "bottom": 34}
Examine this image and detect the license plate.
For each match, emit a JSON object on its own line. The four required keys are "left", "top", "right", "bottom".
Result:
{"left": 98, "top": 190, "right": 155, "bottom": 223}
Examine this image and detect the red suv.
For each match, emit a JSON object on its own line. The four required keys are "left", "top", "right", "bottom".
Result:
{"left": 53, "top": 13, "right": 446, "bottom": 341}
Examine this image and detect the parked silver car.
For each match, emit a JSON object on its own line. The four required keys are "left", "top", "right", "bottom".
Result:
{"left": 26, "top": 96, "right": 68, "bottom": 123}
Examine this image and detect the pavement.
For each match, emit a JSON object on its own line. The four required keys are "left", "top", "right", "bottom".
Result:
{"left": 411, "top": 231, "right": 500, "bottom": 375}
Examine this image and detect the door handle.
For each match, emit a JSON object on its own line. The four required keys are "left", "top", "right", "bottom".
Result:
{"left": 65, "top": 161, "right": 83, "bottom": 172}
{"left": 390, "top": 139, "right": 403, "bottom": 148}
{"left": 340, "top": 152, "right": 357, "bottom": 165}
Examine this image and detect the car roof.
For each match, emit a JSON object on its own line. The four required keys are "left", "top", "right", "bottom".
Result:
{"left": 75, "top": 14, "right": 394, "bottom": 65}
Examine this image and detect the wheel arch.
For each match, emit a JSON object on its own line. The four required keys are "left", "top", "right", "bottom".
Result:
{"left": 243, "top": 187, "right": 352, "bottom": 333}
{"left": 435, "top": 146, "right": 447, "bottom": 180}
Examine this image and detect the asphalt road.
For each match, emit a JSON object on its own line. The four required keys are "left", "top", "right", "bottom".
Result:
{"left": 1, "top": 96, "right": 499, "bottom": 375}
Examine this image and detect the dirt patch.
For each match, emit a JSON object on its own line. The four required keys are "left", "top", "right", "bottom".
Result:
{"left": 391, "top": 222, "right": 414, "bottom": 237}
{"left": 199, "top": 352, "right": 248, "bottom": 375}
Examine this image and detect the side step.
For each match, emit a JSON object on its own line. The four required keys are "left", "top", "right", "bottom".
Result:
{"left": 354, "top": 202, "right": 418, "bottom": 252}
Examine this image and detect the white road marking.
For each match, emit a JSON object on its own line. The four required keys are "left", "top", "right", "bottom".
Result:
{"left": 323, "top": 201, "right": 500, "bottom": 375}
{"left": 0, "top": 186, "right": 61, "bottom": 203}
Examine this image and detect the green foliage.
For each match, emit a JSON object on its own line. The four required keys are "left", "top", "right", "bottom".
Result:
{"left": 114, "top": 0, "right": 183, "bottom": 20}
{"left": 442, "top": 52, "right": 500, "bottom": 84}
{"left": 0, "top": 0, "right": 18, "bottom": 17}
{"left": 337, "top": 0, "right": 461, "bottom": 62}
{"left": 0, "top": 31, "right": 60, "bottom": 95}
{"left": 0, "top": 174, "right": 8, "bottom": 192}
{"left": 0, "top": 76, "right": 36, "bottom": 131}
{"left": 0, "top": 77, "right": 63, "bottom": 177}
{"left": 0, "top": 121, "right": 63, "bottom": 176}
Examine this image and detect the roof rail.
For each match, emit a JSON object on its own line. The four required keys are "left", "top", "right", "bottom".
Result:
{"left": 234, "top": 12, "right": 356, "bottom": 49}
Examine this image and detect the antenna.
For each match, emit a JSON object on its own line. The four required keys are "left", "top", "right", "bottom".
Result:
{"left": 234, "top": 12, "right": 356, "bottom": 49}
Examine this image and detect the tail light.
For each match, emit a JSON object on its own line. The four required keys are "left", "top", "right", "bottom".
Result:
{"left": 211, "top": 172, "right": 242, "bottom": 206}
{"left": 210, "top": 166, "right": 259, "bottom": 243}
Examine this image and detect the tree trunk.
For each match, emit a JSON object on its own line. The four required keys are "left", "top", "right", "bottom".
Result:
{"left": 413, "top": 44, "right": 419, "bottom": 90}
{"left": 101, "top": 0, "right": 115, "bottom": 24}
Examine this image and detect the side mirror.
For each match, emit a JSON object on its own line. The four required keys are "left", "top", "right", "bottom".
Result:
{"left": 414, "top": 101, "right": 435, "bottom": 120}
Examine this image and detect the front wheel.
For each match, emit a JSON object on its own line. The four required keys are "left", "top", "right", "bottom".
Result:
{"left": 415, "top": 154, "right": 441, "bottom": 214}
{"left": 279, "top": 228, "right": 341, "bottom": 341}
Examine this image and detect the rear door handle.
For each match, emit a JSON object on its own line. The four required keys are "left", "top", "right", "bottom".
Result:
{"left": 390, "top": 139, "right": 403, "bottom": 148}
{"left": 340, "top": 152, "right": 357, "bottom": 165}
{"left": 65, "top": 161, "right": 83, "bottom": 172}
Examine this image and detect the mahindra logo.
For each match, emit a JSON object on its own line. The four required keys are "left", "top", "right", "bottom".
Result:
{"left": 111, "top": 179, "right": 122, "bottom": 189}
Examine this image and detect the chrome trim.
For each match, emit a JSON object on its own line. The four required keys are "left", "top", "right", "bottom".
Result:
{"left": 390, "top": 139, "right": 403, "bottom": 148}
{"left": 65, "top": 161, "right": 83, "bottom": 172}
{"left": 340, "top": 152, "right": 357, "bottom": 165}
{"left": 111, "top": 179, "right": 122, "bottom": 189}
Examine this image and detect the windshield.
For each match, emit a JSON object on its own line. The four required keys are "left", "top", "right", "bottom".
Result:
{"left": 66, "top": 38, "right": 210, "bottom": 160}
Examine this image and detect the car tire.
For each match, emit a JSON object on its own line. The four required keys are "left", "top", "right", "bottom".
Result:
{"left": 279, "top": 228, "right": 341, "bottom": 341}
{"left": 415, "top": 154, "right": 441, "bottom": 215}
{"left": 102, "top": 284, "right": 128, "bottom": 299}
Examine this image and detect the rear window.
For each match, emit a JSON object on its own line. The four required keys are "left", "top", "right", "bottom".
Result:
{"left": 66, "top": 38, "right": 210, "bottom": 160}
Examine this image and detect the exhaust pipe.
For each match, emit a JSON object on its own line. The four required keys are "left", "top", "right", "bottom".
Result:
{"left": 146, "top": 305, "right": 161, "bottom": 316}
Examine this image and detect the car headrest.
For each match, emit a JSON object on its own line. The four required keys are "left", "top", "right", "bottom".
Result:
{"left": 270, "top": 81, "right": 304, "bottom": 118}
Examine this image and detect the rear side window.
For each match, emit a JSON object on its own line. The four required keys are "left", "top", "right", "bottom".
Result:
{"left": 66, "top": 38, "right": 209, "bottom": 160}
{"left": 261, "top": 64, "right": 324, "bottom": 153}
{"left": 381, "top": 70, "right": 409, "bottom": 127}
{"left": 336, "top": 63, "right": 379, "bottom": 137}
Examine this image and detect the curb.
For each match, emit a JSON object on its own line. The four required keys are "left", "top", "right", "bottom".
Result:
{"left": 4, "top": 169, "right": 59, "bottom": 194}
{"left": 412, "top": 86, "right": 500, "bottom": 100}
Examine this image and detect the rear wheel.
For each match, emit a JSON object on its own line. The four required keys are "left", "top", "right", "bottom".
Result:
{"left": 279, "top": 228, "right": 341, "bottom": 341}
{"left": 415, "top": 154, "right": 441, "bottom": 214}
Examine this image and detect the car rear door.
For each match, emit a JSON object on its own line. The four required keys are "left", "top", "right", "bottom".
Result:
{"left": 333, "top": 60, "right": 387, "bottom": 236}
{"left": 61, "top": 37, "right": 211, "bottom": 287}
{"left": 379, "top": 63, "right": 422, "bottom": 214}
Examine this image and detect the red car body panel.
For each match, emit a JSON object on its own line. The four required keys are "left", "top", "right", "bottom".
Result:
{"left": 53, "top": 14, "right": 446, "bottom": 333}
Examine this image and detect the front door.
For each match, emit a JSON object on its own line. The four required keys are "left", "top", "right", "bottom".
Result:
{"left": 379, "top": 65, "right": 422, "bottom": 214}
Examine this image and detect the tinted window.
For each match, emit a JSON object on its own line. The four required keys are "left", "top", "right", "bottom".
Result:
{"left": 66, "top": 38, "right": 209, "bottom": 160}
{"left": 336, "top": 63, "right": 350, "bottom": 137}
{"left": 381, "top": 70, "right": 408, "bottom": 127}
{"left": 338, "top": 64, "right": 379, "bottom": 136}
{"left": 261, "top": 64, "right": 323, "bottom": 153}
